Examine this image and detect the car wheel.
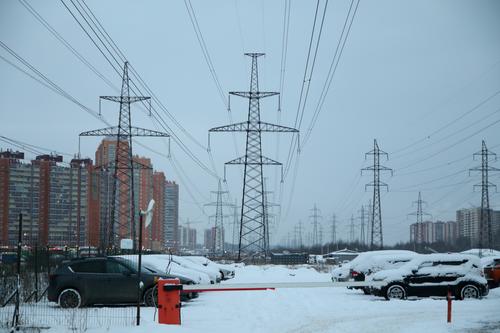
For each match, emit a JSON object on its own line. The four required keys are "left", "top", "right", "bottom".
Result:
{"left": 460, "top": 284, "right": 480, "bottom": 299}
{"left": 143, "top": 286, "right": 158, "bottom": 307}
{"left": 58, "top": 288, "right": 82, "bottom": 308}
{"left": 385, "top": 284, "right": 406, "bottom": 300}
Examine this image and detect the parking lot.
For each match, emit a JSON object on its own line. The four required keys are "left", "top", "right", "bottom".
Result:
{"left": 35, "top": 264, "right": 500, "bottom": 333}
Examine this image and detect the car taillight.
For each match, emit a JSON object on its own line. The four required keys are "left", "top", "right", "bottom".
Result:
{"left": 351, "top": 271, "right": 359, "bottom": 277}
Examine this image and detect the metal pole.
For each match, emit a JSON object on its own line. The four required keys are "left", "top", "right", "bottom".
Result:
{"left": 34, "top": 243, "right": 38, "bottom": 300}
{"left": 136, "top": 214, "right": 143, "bottom": 326}
{"left": 14, "top": 213, "right": 22, "bottom": 327}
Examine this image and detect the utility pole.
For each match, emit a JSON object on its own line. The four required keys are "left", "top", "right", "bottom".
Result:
{"left": 361, "top": 139, "right": 393, "bottom": 250}
{"left": 209, "top": 53, "right": 298, "bottom": 261}
{"left": 205, "top": 180, "right": 232, "bottom": 256}
{"left": 408, "top": 191, "right": 431, "bottom": 251}
{"left": 309, "top": 204, "right": 322, "bottom": 246}
{"left": 80, "top": 62, "right": 169, "bottom": 252}
{"left": 469, "top": 140, "right": 499, "bottom": 256}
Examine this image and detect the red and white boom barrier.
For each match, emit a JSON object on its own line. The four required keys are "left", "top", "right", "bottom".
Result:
{"left": 157, "top": 279, "right": 385, "bottom": 325}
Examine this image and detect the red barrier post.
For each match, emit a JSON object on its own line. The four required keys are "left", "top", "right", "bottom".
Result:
{"left": 157, "top": 279, "right": 182, "bottom": 325}
{"left": 447, "top": 288, "right": 452, "bottom": 323}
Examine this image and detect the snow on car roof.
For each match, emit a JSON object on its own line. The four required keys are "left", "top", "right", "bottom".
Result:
{"left": 351, "top": 252, "right": 417, "bottom": 273}
{"left": 461, "top": 249, "right": 500, "bottom": 257}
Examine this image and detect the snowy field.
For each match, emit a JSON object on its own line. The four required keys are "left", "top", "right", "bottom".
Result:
{"left": 45, "top": 264, "right": 499, "bottom": 333}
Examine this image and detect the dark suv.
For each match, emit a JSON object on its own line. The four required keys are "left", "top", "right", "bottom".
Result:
{"left": 48, "top": 256, "right": 193, "bottom": 308}
{"left": 369, "top": 254, "right": 489, "bottom": 300}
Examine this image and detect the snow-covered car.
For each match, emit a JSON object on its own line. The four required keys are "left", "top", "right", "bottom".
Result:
{"left": 172, "top": 255, "right": 222, "bottom": 283}
{"left": 118, "top": 254, "right": 211, "bottom": 285}
{"left": 331, "top": 250, "right": 416, "bottom": 282}
{"left": 368, "top": 253, "right": 489, "bottom": 300}
{"left": 185, "top": 256, "right": 235, "bottom": 280}
{"left": 347, "top": 251, "right": 417, "bottom": 294}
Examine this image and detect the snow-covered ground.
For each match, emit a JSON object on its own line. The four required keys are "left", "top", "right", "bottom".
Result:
{"left": 47, "top": 265, "right": 500, "bottom": 333}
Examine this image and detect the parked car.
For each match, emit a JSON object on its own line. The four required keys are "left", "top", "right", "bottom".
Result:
{"left": 368, "top": 253, "right": 489, "bottom": 300}
{"left": 347, "top": 251, "right": 417, "bottom": 294}
{"left": 482, "top": 256, "right": 500, "bottom": 289}
{"left": 331, "top": 250, "right": 416, "bottom": 282}
{"left": 48, "top": 256, "right": 195, "bottom": 308}
{"left": 171, "top": 255, "right": 222, "bottom": 283}
{"left": 132, "top": 254, "right": 212, "bottom": 285}
{"left": 184, "top": 256, "right": 235, "bottom": 280}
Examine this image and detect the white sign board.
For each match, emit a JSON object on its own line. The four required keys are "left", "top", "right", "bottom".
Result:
{"left": 120, "top": 238, "right": 133, "bottom": 250}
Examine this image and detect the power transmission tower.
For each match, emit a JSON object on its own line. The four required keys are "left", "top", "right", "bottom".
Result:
{"left": 367, "top": 200, "right": 372, "bottom": 245}
{"left": 80, "top": 62, "right": 169, "bottom": 251}
{"left": 469, "top": 140, "right": 499, "bottom": 256}
{"left": 358, "top": 205, "right": 366, "bottom": 245}
{"left": 361, "top": 139, "right": 393, "bottom": 250}
{"left": 408, "top": 191, "right": 432, "bottom": 251}
{"left": 309, "top": 204, "right": 322, "bottom": 246}
{"left": 209, "top": 53, "right": 298, "bottom": 261}
{"left": 295, "top": 220, "right": 303, "bottom": 248}
{"left": 205, "top": 180, "right": 233, "bottom": 256}
{"left": 349, "top": 215, "right": 355, "bottom": 244}
{"left": 262, "top": 178, "right": 279, "bottom": 254}
{"left": 330, "top": 214, "right": 337, "bottom": 246}
{"left": 232, "top": 199, "right": 239, "bottom": 254}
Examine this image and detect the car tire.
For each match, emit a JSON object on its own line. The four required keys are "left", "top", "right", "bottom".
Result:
{"left": 143, "top": 286, "right": 158, "bottom": 307}
{"left": 385, "top": 284, "right": 406, "bottom": 300}
{"left": 58, "top": 288, "right": 82, "bottom": 308}
{"left": 460, "top": 284, "right": 480, "bottom": 300}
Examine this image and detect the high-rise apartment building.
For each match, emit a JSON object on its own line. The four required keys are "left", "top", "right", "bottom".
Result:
{"left": 409, "top": 220, "right": 458, "bottom": 244}
{"left": 1, "top": 139, "right": 178, "bottom": 251}
{"left": 457, "top": 207, "right": 500, "bottom": 246}
{"left": 164, "top": 181, "right": 179, "bottom": 250}
{"left": 0, "top": 151, "right": 102, "bottom": 247}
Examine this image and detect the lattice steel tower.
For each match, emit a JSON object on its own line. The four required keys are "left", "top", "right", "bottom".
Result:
{"left": 408, "top": 191, "right": 431, "bottom": 250}
{"left": 80, "top": 62, "right": 169, "bottom": 251}
{"left": 205, "top": 180, "right": 232, "bottom": 255}
{"left": 209, "top": 53, "right": 298, "bottom": 261}
{"left": 361, "top": 139, "right": 392, "bottom": 250}
{"left": 358, "top": 205, "right": 366, "bottom": 245}
{"left": 310, "top": 204, "right": 322, "bottom": 246}
{"left": 469, "top": 140, "right": 499, "bottom": 255}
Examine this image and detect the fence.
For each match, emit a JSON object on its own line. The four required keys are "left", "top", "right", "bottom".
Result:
{"left": 0, "top": 243, "right": 139, "bottom": 332}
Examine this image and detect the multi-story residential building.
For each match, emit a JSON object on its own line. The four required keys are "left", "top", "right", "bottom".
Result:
{"left": 409, "top": 220, "right": 458, "bottom": 244}
{"left": 151, "top": 172, "right": 165, "bottom": 251}
{"left": 1, "top": 140, "right": 178, "bottom": 251}
{"left": 164, "top": 181, "right": 179, "bottom": 250}
{"left": 204, "top": 228, "right": 214, "bottom": 251}
{"left": 134, "top": 156, "right": 153, "bottom": 249}
{"left": 457, "top": 207, "right": 500, "bottom": 246}
{"left": 0, "top": 151, "right": 102, "bottom": 247}
{"left": 179, "top": 225, "right": 196, "bottom": 250}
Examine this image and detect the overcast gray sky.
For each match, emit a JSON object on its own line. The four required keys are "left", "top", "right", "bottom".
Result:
{"left": 1, "top": 0, "right": 500, "bottom": 246}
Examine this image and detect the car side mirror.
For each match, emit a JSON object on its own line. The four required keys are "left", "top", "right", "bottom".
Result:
{"left": 411, "top": 269, "right": 418, "bottom": 274}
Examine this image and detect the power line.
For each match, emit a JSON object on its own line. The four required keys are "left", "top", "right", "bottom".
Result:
{"left": 391, "top": 88, "right": 500, "bottom": 156}
{"left": 0, "top": 39, "right": 109, "bottom": 125}
{"left": 301, "top": 0, "right": 360, "bottom": 148}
